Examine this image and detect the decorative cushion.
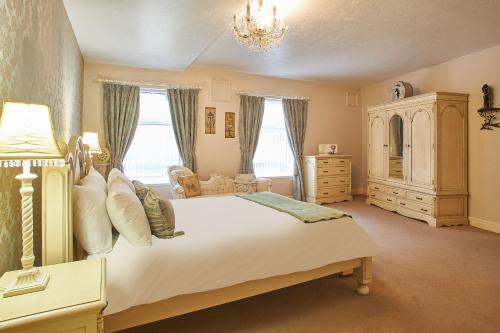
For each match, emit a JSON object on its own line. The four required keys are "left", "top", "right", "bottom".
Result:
{"left": 108, "top": 168, "right": 135, "bottom": 193}
{"left": 235, "top": 173, "right": 257, "bottom": 193}
{"left": 81, "top": 167, "right": 107, "bottom": 193}
{"left": 143, "top": 188, "right": 184, "bottom": 239}
{"left": 106, "top": 177, "right": 152, "bottom": 247}
{"left": 132, "top": 180, "right": 149, "bottom": 202}
{"left": 177, "top": 174, "right": 202, "bottom": 198}
{"left": 73, "top": 178, "right": 113, "bottom": 255}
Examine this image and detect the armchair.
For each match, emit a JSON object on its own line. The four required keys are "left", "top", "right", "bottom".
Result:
{"left": 167, "top": 166, "right": 271, "bottom": 199}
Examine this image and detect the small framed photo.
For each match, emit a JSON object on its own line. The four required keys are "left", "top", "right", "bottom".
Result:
{"left": 319, "top": 144, "right": 338, "bottom": 155}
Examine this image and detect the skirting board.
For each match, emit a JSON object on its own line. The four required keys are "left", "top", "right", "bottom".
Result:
{"left": 469, "top": 216, "right": 500, "bottom": 234}
{"left": 352, "top": 188, "right": 367, "bottom": 195}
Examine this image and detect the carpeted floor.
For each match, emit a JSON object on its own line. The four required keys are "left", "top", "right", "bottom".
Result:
{"left": 122, "top": 196, "right": 500, "bottom": 333}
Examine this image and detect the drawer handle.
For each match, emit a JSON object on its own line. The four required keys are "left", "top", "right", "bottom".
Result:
{"left": 420, "top": 208, "right": 428, "bottom": 212}
{"left": 339, "top": 161, "right": 345, "bottom": 163}
{"left": 416, "top": 196, "right": 423, "bottom": 200}
{"left": 324, "top": 170, "right": 329, "bottom": 173}
{"left": 400, "top": 202, "right": 406, "bottom": 206}
{"left": 374, "top": 187, "right": 380, "bottom": 190}
{"left": 323, "top": 192, "right": 329, "bottom": 195}
{"left": 387, "top": 198, "right": 393, "bottom": 202}
{"left": 323, "top": 182, "right": 328, "bottom": 184}
{"left": 370, "top": 194, "right": 376, "bottom": 198}
{"left": 393, "top": 191, "right": 399, "bottom": 195}
{"left": 340, "top": 190, "right": 345, "bottom": 193}
{"left": 340, "top": 169, "right": 345, "bottom": 172}
{"left": 340, "top": 180, "right": 345, "bottom": 183}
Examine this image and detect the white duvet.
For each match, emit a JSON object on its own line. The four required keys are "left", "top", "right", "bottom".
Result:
{"left": 95, "top": 195, "right": 377, "bottom": 315}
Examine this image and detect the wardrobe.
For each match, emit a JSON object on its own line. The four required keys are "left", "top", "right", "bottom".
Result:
{"left": 366, "top": 92, "right": 468, "bottom": 227}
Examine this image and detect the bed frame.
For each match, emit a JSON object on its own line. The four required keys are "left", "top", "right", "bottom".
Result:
{"left": 42, "top": 136, "right": 373, "bottom": 333}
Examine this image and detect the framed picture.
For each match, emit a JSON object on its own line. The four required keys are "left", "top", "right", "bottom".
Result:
{"left": 318, "top": 144, "right": 338, "bottom": 155}
{"left": 205, "top": 107, "right": 216, "bottom": 134}
{"left": 225, "top": 112, "right": 235, "bottom": 138}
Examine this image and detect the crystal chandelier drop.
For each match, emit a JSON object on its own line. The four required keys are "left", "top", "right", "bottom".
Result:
{"left": 233, "top": 0, "right": 288, "bottom": 52}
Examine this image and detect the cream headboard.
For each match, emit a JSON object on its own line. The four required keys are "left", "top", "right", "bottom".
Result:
{"left": 42, "top": 136, "right": 92, "bottom": 265}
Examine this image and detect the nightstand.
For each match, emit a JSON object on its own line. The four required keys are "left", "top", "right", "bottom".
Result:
{"left": 0, "top": 259, "right": 106, "bottom": 333}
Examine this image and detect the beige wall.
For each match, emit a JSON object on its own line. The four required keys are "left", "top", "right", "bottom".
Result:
{"left": 0, "top": 0, "right": 83, "bottom": 275}
{"left": 82, "top": 63, "right": 363, "bottom": 196}
{"left": 361, "top": 43, "right": 500, "bottom": 230}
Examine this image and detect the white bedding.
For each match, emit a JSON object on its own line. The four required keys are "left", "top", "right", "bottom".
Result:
{"left": 93, "top": 195, "right": 377, "bottom": 315}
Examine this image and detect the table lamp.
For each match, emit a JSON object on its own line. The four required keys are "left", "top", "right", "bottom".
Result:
{"left": 0, "top": 102, "right": 65, "bottom": 297}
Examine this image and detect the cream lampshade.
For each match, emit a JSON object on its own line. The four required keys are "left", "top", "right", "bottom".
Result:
{"left": 0, "top": 101, "right": 65, "bottom": 298}
{"left": 82, "top": 132, "right": 102, "bottom": 154}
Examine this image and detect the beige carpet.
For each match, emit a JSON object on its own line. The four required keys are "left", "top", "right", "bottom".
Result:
{"left": 122, "top": 197, "right": 500, "bottom": 333}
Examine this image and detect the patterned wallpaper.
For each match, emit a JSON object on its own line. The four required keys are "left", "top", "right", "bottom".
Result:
{"left": 0, "top": 0, "right": 82, "bottom": 275}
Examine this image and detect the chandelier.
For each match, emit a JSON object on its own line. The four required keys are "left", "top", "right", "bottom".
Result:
{"left": 233, "top": 0, "right": 288, "bottom": 52}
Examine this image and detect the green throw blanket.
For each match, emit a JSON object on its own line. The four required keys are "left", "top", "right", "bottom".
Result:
{"left": 236, "top": 192, "right": 349, "bottom": 223}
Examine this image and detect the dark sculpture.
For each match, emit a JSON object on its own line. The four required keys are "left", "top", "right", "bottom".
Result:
{"left": 478, "top": 84, "right": 500, "bottom": 130}
{"left": 482, "top": 84, "right": 492, "bottom": 109}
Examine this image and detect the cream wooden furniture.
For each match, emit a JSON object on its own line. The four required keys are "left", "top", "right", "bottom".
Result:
{"left": 366, "top": 92, "right": 468, "bottom": 227}
{"left": 0, "top": 259, "right": 106, "bottom": 333}
{"left": 41, "top": 136, "right": 373, "bottom": 332}
{"left": 167, "top": 165, "right": 272, "bottom": 199}
{"left": 303, "top": 155, "right": 353, "bottom": 204}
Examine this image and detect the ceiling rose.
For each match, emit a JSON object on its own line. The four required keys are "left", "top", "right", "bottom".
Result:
{"left": 233, "top": 0, "right": 288, "bottom": 52}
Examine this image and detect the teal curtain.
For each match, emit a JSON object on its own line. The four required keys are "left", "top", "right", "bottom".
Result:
{"left": 167, "top": 89, "right": 199, "bottom": 171}
{"left": 282, "top": 98, "right": 308, "bottom": 201}
{"left": 103, "top": 83, "right": 140, "bottom": 173}
{"left": 238, "top": 95, "right": 265, "bottom": 174}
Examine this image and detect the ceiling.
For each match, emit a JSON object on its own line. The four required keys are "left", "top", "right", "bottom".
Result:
{"left": 64, "top": 0, "right": 500, "bottom": 86}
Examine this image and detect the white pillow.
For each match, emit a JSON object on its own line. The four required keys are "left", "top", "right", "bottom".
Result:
{"left": 107, "top": 178, "right": 152, "bottom": 247}
{"left": 82, "top": 167, "right": 107, "bottom": 193}
{"left": 73, "top": 182, "right": 113, "bottom": 255}
{"left": 108, "top": 168, "right": 135, "bottom": 193}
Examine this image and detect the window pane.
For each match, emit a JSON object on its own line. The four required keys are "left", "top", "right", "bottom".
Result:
{"left": 253, "top": 99, "right": 294, "bottom": 177}
{"left": 123, "top": 90, "right": 181, "bottom": 184}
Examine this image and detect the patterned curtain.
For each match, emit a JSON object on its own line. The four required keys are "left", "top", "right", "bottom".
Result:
{"left": 282, "top": 98, "right": 308, "bottom": 201}
{"left": 167, "top": 89, "right": 199, "bottom": 172}
{"left": 238, "top": 95, "right": 265, "bottom": 174}
{"left": 103, "top": 83, "right": 140, "bottom": 174}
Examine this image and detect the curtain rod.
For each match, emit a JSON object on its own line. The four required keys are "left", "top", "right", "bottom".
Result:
{"left": 96, "top": 77, "right": 203, "bottom": 90}
{"left": 236, "top": 91, "right": 310, "bottom": 101}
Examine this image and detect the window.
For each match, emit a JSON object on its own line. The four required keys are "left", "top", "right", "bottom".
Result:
{"left": 123, "top": 89, "right": 181, "bottom": 184}
{"left": 253, "top": 99, "right": 294, "bottom": 177}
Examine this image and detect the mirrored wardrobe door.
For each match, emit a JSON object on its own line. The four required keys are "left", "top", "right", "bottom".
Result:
{"left": 388, "top": 113, "right": 404, "bottom": 181}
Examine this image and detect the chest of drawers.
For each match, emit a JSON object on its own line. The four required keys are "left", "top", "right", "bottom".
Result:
{"left": 303, "top": 155, "right": 353, "bottom": 204}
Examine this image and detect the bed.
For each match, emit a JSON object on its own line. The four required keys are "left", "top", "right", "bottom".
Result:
{"left": 41, "top": 136, "right": 377, "bottom": 332}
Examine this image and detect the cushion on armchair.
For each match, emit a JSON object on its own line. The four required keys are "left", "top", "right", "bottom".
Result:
{"left": 177, "top": 174, "right": 202, "bottom": 198}
{"left": 235, "top": 174, "right": 257, "bottom": 193}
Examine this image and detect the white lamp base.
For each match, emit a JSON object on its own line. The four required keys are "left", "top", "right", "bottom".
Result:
{"left": 2, "top": 267, "right": 50, "bottom": 298}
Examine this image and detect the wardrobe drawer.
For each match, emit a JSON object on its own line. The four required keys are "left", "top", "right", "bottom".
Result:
{"left": 316, "top": 186, "right": 349, "bottom": 198}
{"left": 389, "top": 159, "right": 403, "bottom": 167}
{"left": 384, "top": 195, "right": 397, "bottom": 204}
{"left": 317, "top": 166, "right": 349, "bottom": 176}
{"left": 317, "top": 176, "right": 349, "bottom": 188}
{"left": 384, "top": 186, "right": 406, "bottom": 198}
{"left": 316, "top": 158, "right": 335, "bottom": 167}
{"left": 368, "top": 183, "right": 385, "bottom": 193}
{"left": 407, "top": 191, "right": 434, "bottom": 205}
{"left": 397, "top": 199, "right": 434, "bottom": 216}
{"left": 368, "top": 191, "right": 386, "bottom": 202}
{"left": 333, "top": 159, "right": 350, "bottom": 166}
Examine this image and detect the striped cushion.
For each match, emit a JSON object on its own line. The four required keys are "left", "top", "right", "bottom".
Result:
{"left": 143, "top": 188, "right": 184, "bottom": 239}
{"left": 132, "top": 180, "right": 149, "bottom": 202}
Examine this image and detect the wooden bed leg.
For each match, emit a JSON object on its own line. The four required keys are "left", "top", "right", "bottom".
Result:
{"left": 354, "top": 257, "right": 372, "bottom": 295}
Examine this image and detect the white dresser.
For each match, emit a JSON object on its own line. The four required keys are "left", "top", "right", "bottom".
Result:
{"left": 303, "top": 155, "right": 353, "bottom": 204}
{"left": 366, "top": 92, "right": 468, "bottom": 227}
